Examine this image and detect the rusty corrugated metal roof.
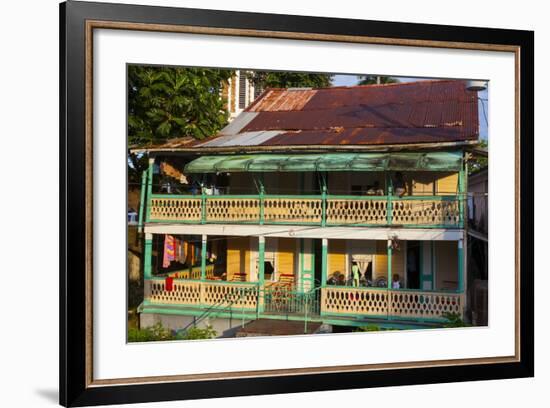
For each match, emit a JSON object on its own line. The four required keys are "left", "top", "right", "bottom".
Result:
{"left": 135, "top": 80, "right": 479, "bottom": 153}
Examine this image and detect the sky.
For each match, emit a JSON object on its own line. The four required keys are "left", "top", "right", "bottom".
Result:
{"left": 331, "top": 74, "right": 488, "bottom": 141}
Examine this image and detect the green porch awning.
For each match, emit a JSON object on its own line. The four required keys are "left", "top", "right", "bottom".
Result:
{"left": 183, "top": 151, "right": 463, "bottom": 173}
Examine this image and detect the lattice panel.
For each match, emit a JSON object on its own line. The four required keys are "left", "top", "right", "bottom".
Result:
{"left": 321, "top": 287, "right": 389, "bottom": 316}
{"left": 390, "top": 291, "right": 463, "bottom": 319}
{"left": 391, "top": 199, "right": 460, "bottom": 226}
{"left": 205, "top": 198, "right": 260, "bottom": 222}
{"left": 326, "top": 199, "right": 387, "bottom": 225}
{"left": 149, "top": 197, "right": 202, "bottom": 221}
{"left": 148, "top": 280, "right": 201, "bottom": 305}
{"left": 202, "top": 283, "right": 258, "bottom": 309}
{"left": 263, "top": 198, "right": 322, "bottom": 223}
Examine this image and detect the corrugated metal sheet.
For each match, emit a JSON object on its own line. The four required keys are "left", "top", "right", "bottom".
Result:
{"left": 241, "top": 80, "right": 478, "bottom": 145}
{"left": 198, "top": 131, "right": 282, "bottom": 147}
{"left": 248, "top": 89, "right": 317, "bottom": 112}
{"left": 183, "top": 152, "right": 463, "bottom": 173}
{"left": 138, "top": 80, "right": 479, "bottom": 152}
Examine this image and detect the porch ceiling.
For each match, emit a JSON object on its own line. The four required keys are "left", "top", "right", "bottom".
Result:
{"left": 144, "top": 223, "right": 464, "bottom": 241}
{"left": 183, "top": 151, "right": 463, "bottom": 173}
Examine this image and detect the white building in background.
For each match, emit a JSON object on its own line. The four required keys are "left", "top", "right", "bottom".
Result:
{"left": 223, "top": 70, "right": 263, "bottom": 121}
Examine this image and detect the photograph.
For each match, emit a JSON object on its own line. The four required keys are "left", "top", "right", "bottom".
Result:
{"left": 126, "top": 66, "right": 489, "bottom": 341}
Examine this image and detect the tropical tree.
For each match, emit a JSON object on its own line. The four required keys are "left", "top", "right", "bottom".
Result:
{"left": 128, "top": 65, "right": 233, "bottom": 146}
{"left": 467, "top": 140, "right": 489, "bottom": 175}
{"left": 358, "top": 75, "right": 399, "bottom": 85}
{"left": 249, "top": 71, "right": 333, "bottom": 89}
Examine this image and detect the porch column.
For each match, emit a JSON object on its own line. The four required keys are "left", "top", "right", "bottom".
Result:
{"left": 321, "top": 238, "right": 328, "bottom": 286}
{"left": 201, "top": 234, "right": 207, "bottom": 281}
{"left": 145, "top": 157, "right": 154, "bottom": 222}
{"left": 258, "top": 236, "right": 265, "bottom": 315}
{"left": 144, "top": 232, "right": 153, "bottom": 280}
{"left": 138, "top": 170, "right": 147, "bottom": 233}
{"left": 387, "top": 239, "right": 392, "bottom": 289}
{"left": 458, "top": 238, "right": 464, "bottom": 292}
{"left": 258, "top": 236, "right": 265, "bottom": 286}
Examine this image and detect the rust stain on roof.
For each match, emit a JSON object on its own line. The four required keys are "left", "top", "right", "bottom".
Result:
{"left": 141, "top": 80, "right": 479, "bottom": 152}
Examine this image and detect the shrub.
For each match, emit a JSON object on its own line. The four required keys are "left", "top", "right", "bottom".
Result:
{"left": 442, "top": 312, "right": 470, "bottom": 328}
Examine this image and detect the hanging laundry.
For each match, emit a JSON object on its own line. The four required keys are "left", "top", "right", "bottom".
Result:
{"left": 165, "top": 276, "right": 174, "bottom": 291}
{"left": 162, "top": 234, "right": 175, "bottom": 268}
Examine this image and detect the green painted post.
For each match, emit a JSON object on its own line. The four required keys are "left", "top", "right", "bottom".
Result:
{"left": 138, "top": 170, "right": 147, "bottom": 232}
{"left": 387, "top": 239, "right": 392, "bottom": 289}
{"left": 321, "top": 184, "right": 327, "bottom": 227}
{"left": 200, "top": 185, "right": 207, "bottom": 224}
{"left": 146, "top": 158, "right": 154, "bottom": 222}
{"left": 144, "top": 233, "right": 153, "bottom": 279}
{"left": 201, "top": 234, "right": 207, "bottom": 281}
{"left": 259, "top": 184, "right": 265, "bottom": 225}
{"left": 321, "top": 238, "right": 328, "bottom": 286}
{"left": 258, "top": 236, "right": 265, "bottom": 315}
{"left": 299, "top": 239, "right": 304, "bottom": 293}
{"left": 387, "top": 173, "right": 393, "bottom": 226}
{"left": 419, "top": 241, "right": 424, "bottom": 289}
{"left": 431, "top": 241, "right": 437, "bottom": 291}
{"left": 458, "top": 168, "right": 465, "bottom": 227}
{"left": 458, "top": 239, "right": 464, "bottom": 292}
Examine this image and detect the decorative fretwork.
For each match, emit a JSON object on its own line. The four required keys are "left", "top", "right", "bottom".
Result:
{"left": 321, "top": 287, "right": 464, "bottom": 319}
{"left": 205, "top": 197, "right": 260, "bottom": 222}
{"left": 263, "top": 197, "right": 322, "bottom": 223}
{"left": 391, "top": 199, "right": 460, "bottom": 226}
{"left": 202, "top": 282, "right": 258, "bottom": 309}
{"left": 321, "top": 287, "right": 389, "bottom": 316}
{"left": 326, "top": 199, "right": 387, "bottom": 225}
{"left": 148, "top": 280, "right": 201, "bottom": 305}
{"left": 147, "top": 195, "right": 461, "bottom": 227}
{"left": 149, "top": 197, "right": 201, "bottom": 221}
{"left": 146, "top": 279, "right": 257, "bottom": 310}
{"left": 389, "top": 291, "right": 463, "bottom": 319}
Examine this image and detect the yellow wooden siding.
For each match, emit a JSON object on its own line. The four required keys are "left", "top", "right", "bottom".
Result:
{"left": 374, "top": 241, "right": 405, "bottom": 282}
{"left": 226, "top": 238, "right": 250, "bottom": 280}
{"left": 276, "top": 238, "right": 296, "bottom": 276}
{"left": 412, "top": 174, "right": 435, "bottom": 195}
{"left": 435, "top": 241, "right": 458, "bottom": 290}
{"left": 328, "top": 240, "right": 346, "bottom": 278}
{"left": 436, "top": 172, "right": 459, "bottom": 195}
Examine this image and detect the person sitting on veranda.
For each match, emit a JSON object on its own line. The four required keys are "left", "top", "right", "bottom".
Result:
{"left": 352, "top": 262, "right": 361, "bottom": 287}
{"left": 366, "top": 181, "right": 384, "bottom": 196}
{"left": 392, "top": 172, "right": 407, "bottom": 197}
{"left": 392, "top": 274, "right": 401, "bottom": 289}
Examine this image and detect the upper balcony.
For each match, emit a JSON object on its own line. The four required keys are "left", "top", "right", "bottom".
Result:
{"left": 138, "top": 152, "right": 466, "bottom": 230}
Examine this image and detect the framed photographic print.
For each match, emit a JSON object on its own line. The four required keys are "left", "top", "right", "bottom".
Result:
{"left": 60, "top": 0, "right": 534, "bottom": 406}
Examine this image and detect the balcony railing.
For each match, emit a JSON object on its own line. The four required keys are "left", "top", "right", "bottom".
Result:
{"left": 147, "top": 194, "right": 462, "bottom": 228}
{"left": 144, "top": 279, "right": 464, "bottom": 321}
{"left": 320, "top": 286, "right": 464, "bottom": 320}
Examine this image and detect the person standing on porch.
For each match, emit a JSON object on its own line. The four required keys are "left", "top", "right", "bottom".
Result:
{"left": 352, "top": 262, "right": 360, "bottom": 287}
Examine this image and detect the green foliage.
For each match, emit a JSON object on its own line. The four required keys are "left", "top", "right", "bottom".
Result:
{"left": 249, "top": 71, "right": 333, "bottom": 89}
{"left": 178, "top": 325, "right": 217, "bottom": 340}
{"left": 128, "top": 322, "right": 176, "bottom": 342}
{"left": 128, "top": 323, "right": 218, "bottom": 342}
{"left": 128, "top": 65, "right": 233, "bottom": 146}
{"left": 468, "top": 140, "right": 488, "bottom": 175}
{"left": 357, "top": 75, "right": 399, "bottom": 85}
{"left": 442, "top": 312, "right": 470, "bottom": 328}
{"left": 355, "top": 325, "right": 399, "bottom": 332}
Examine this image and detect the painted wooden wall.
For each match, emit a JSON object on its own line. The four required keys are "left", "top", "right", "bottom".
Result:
{"left": 435, "top": 241, "right": 459, "bottom": 290}
{"left": 277, "top": 238, "right": 296, "bottom": 277}
{"left": 374, "top": 241, "right": 405, "bottom": 283}
{"left": 226, "top": 237, "right": 250, "bottom": 280}
{"left": 328, "top": 240, "right": 347, "bottom": 277}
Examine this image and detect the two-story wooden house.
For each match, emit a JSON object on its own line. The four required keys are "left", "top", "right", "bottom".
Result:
{"left": 134, "top": 79, "right": 479, "bottom": 336}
